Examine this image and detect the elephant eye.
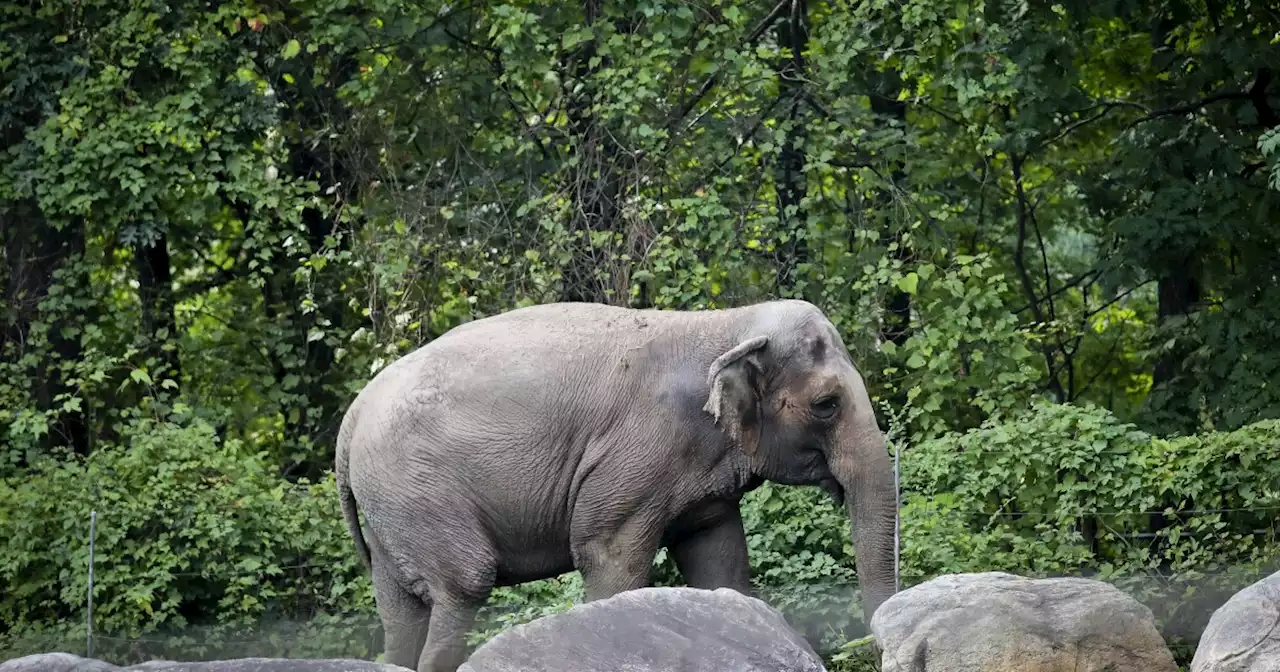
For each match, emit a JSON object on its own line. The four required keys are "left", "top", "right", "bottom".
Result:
{"left": 811, "top": 395, "right": 840, "bottom": 418}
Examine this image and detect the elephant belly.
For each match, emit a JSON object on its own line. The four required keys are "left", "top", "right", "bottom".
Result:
{"left": 492, "top": 543, "right": 576, "bottom": 587}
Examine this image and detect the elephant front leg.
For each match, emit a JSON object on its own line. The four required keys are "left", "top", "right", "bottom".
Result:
{"left": 668, "top": 504, "right": 754, "bottom": 595}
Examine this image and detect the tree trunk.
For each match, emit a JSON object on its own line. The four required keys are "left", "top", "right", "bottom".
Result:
{"left": 1, "top": 204, "right": 92, "bottom": 456}
{"left": 869, "top": 86, "right": 911, "bottom": 347}
{"left": 773, "top": 0, "right": 810, "bottom": 297}
{"left": 1152, "top": 266, "right": 1200, "bottom": 387}
{"left": 560, "top": 0, "right": 624, "bottom": 305}
{"left": 133, "top": 231, "right": 180, "bottom": 384}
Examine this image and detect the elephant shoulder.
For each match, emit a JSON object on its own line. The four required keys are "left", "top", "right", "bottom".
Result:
{"left": 652, "top": 365, "right": 713, "bottom": 423}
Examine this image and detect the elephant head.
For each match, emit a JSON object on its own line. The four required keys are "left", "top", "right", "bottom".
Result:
{"left": 703, "top": 302, "right": 898, "bottom": 625}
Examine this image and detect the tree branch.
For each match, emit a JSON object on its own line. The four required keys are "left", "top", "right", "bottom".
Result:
{"left": 1033, "top": 101, "right": 1147, "bottom": 153}
{"left": 1012, "top": 268, "right": 1102, "bottom": 315}
{"left": 1121, "top": 90, "right": 1254, "bottom": 132}
{"left": 708, "top": 94, "right": 786, "bottom": 175}
{"left": 177, "top": 265, "right": 247, "bottom": 300}
{"left": 1012, "top": 152, "right": 1065, "bottom": 403}
{"left": 1084, "top": 280, "right": 1154, "bottom": 320}
{"left": 1072, "top": 335, "right": 1124, "bottom": 403}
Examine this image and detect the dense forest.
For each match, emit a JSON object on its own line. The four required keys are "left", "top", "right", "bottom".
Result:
{"left": 3, "top": 0, "right": 1280, "bottom": 668}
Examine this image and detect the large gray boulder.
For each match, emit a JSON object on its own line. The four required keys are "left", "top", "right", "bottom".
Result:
{"left": 1191, "top": 569, "right": 1280, "bottom": 672}
{"left": 0, "top": 655, "right": 410, "bottom": 672}
{"left": 459, "top": 586, "right": 827, "bottom": 672}
{"left": 0, "top": 653, "right": 120, "bottom": 672}
{"left": 125, "top": 660, "right": 411, "bottom": 671}
{"left": 869, "top": 572, "right": 1178, "bottom": 672}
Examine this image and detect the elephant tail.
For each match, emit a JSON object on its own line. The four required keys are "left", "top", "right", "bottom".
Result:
{"left": 335, "top": 416, "right": 372, "bottom": 570}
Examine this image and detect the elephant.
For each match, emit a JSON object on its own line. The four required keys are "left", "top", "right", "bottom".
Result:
{"left": 334, "top": 299, "right": 899, "bottom": 672}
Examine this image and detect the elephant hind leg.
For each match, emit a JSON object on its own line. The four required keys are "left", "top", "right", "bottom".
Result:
{"left": 366, "top": 499, "right": 497, "bottom": 672}
{"left": 371, "top": 560, "right": 433, "bottom": 670}
{"left": 417, "top": 596, "right": 481, "bottom": 672}
{"left": 405, "top": 532, "right": 495, "bottom": 672}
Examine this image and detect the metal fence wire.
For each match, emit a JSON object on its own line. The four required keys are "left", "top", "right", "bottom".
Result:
{"left": 56, "top": 439, "right": 1278, "bottom": 667}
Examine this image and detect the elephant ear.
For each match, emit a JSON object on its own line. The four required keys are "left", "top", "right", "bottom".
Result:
{"left": 703, "top": 335, "right": 769, "bottom": 458}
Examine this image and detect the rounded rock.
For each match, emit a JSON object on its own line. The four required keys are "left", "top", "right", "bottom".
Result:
{"left": 1191, "top": 570, "right": 1280, "bottom": 672}
{"left": 869, "top": 571, "right": 1178, "bottom": 672}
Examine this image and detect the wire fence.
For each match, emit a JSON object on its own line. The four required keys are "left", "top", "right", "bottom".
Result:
{"left": 4, "top": 568, "right": 1258, "bottom": 665}
{"left": 7, "top": 431, "right": 1276, "bottom": 668}
{"left": 16, "top": 493, "right": 1268, "bottom": 667}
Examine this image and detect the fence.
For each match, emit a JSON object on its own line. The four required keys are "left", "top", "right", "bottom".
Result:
{"left": 4, "top": 568, "right": 1260, "bottom": 666}
{"left": 8, "top": 439, "right": 1277, "bottom": 669}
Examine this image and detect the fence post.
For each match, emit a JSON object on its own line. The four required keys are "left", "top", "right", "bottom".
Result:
{"left": 893, "top": 442, "right": 901, "bottom": 593}
{"left": 87, "top": 510, "right": 96, "bottom": 658}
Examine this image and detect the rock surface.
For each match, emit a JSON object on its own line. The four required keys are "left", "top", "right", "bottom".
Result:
{"left": 869, "top": 571, "right": 1178, "bottom": 672}
{"left": 0, "top": 653, "right": 121, "bottom": 672}
{"left": 1191, "top": 570, "right": 1280, "bottom": 672}
{"left": 126, "top": 660, "right": 412, "bottom": 671}
{"left": 0, "top": 654, "right": 410, "bottom": 672}
{"left": 459, "top": 586, "right": 827, "bottom": 672}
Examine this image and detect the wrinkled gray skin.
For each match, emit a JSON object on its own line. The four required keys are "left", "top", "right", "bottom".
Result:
{"left": 335, "top": 300, "right": 898, "bottom": 672}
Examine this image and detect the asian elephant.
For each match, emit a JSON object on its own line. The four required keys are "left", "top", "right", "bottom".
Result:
{"left": 334, "top": 299, "right": 898, "bottom": 672}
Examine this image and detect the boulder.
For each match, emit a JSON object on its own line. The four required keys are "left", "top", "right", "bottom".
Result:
{"left": 869, "top": 572, "right": 1178, "bottom": 672}
{"left": 459, "top": 586, "right": 827, "bottom": 672}
{"left": 0, "top": 655, "right": 410, "bottom": 672}
{"left": 1191, "top": 569, "right": 1280, "bottom": 672}
{"left": 124, "top": 659, "right": 412, "bottom": 671}
{"left": 0, "top": 653, "right": 120, "bottom": 672}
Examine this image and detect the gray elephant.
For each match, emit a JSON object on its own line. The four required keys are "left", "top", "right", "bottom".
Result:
{"left": 335, "top": 299, "right": 898, "bottom": 672}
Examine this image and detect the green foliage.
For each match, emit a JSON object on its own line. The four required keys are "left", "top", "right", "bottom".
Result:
{"left": 901, "top": 402, "right": 1280, "bottom": 637}
{"left": 741, "top": 483, "right": 860, "bottom": 650}
{"left": 1139, "top": 286, "right": 1280, "bottom": 434}
{"left": 871, "top": 252, "right": 1044, "bottom": 440}
{"left": 0, "top": 418, "right": 375, "bottom": 661}
{"left": 467, "top": 575, "right": 584, "bottom": 647}
{"left": 824, "top": 636, "right": 881, "bottom": 672}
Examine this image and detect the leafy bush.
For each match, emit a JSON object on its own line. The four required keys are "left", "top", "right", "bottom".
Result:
{"left": 900, "top": 401, "right": 1280, "bottom": 641}
{"left": 0, "top": 417, "right": 375, "bottom": 662}
{"left": 741, "top": 482, "right": 860, "bottom": 650}
{"left": 6, "top": 403, "right": 1278, "bottom": 668}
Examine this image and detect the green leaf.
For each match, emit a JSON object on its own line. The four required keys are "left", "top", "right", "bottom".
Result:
{"left": 896, "top": 272, "right": 920, "bottom": 295}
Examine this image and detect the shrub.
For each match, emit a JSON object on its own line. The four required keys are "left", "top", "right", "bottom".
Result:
{"left": 0, "top": 417, "right": 375, "bottom": 662}
{"left": 741, "top": 482, "right": 859, "bottom": 650}
{"left": 900, "top": 401, "right": 1280, "bottom": 643}
{"left": 5, "top": 403, "right": 1278, "bottom": 667}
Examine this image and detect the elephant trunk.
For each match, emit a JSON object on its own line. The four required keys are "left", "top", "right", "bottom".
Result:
{"left": 830, "top": 415, "right": 898, "bottom": 627}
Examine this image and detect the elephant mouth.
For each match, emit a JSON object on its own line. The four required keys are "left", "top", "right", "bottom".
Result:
{"left": 811, "top": 448, "right": 844, "bottom": 505}
{"left": 818, "top": 477, "right": 845, "bottom": 506}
